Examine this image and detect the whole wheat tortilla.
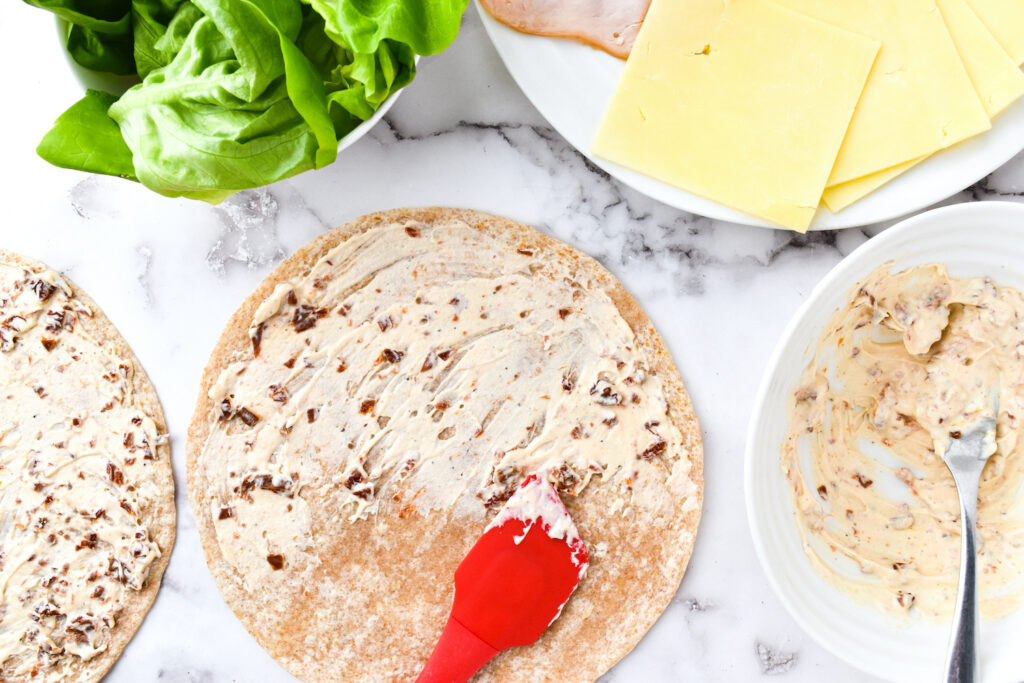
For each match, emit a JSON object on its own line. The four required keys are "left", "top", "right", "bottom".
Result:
{"left": 187, "top": 208, "right": 703, "bottom": 681}
{"left": 0, "top": 250, "right": 175, "bottom": 683}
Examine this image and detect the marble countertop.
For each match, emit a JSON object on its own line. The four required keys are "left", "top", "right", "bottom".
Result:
{"left": 2, "top": 4, "right": 1023, "bottom": 682}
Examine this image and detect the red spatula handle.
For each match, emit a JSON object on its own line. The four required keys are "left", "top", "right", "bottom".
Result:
{"left": 416, "top": 615, "right": 499, "bottom": 683}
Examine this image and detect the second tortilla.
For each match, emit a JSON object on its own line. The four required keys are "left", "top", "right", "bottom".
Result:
{"left": 0, "top": 251, "right": 175, "bottom": 683}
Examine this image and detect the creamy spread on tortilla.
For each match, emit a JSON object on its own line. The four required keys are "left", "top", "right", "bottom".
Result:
{"left": 486, "top": 474, "right": 583, "bottom": 549}
{"left": 0, "top": 263, "right": 165, "bottom": 678}
{"left": 783, "top": 263, "right": 1024, "bottom": 620}
{"left": 199, "top": 218, "right": 698, "bottom": 589}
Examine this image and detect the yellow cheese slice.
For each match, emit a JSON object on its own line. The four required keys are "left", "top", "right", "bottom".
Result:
{"left": 822, "top": 159, "right": 923, "bottom": 213}
{"left": 940, "top": 0, "right": 1024, "bottom": 116}
{"left": 822, "top": 0, "right": 1024, "bottom": 214}
{"left": 776, "top": 0, "right": 991, "bottom": 188}
{"left": 968, "top": 0, "right": 1024, "bottom": 64}
{"left": 591, "top": 0, "right": 879, "bottom": 231}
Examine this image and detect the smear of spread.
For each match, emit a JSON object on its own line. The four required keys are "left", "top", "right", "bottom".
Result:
{"left": 479, "top": 0, "right": 651, "bottom": 59}
{"left": 783, "top": 263, "right": 1024, "bottom": 620}
{"left": 199, "top": 219, "right": 698, "bottom": 589}
{"left": 486, "top": 474, "right": 584, "bottom": 557}
{"left": 0, "top": 263, "right": 165, "bottom": 678}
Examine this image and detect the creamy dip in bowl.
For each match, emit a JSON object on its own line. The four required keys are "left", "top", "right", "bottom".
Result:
{"left": 747, "top": 201, "right": 1024, "bottom": 683}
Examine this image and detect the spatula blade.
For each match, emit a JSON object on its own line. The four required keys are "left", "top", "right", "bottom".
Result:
{"left": 452, "top": 474, "right": 588, "bottom": 650}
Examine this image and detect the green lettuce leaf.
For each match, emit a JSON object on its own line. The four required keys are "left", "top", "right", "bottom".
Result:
{"left": 131, "top": 0, "right": 191, "bottom": 77}
{"left": 304, "top": 0, "right": 466, "bottom": 56}
{"left": 304, "top": 0, "right": 465, "bottom": 125}
{"left": 37, "top": 89, "right": 137, "bottom": 178}
{"left": 107, "top": 0, "right": 329, "bottom": 199}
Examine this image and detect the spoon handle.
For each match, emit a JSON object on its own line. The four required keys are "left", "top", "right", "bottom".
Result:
{"left": 946, "top": 465, "right": 982, "bottom": 683}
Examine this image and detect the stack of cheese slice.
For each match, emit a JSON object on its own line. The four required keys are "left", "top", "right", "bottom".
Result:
{"left": 592, "top": 0, "right": 1024, "bottom": 231}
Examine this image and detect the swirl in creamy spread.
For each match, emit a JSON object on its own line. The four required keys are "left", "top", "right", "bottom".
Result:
{"left": 784, "top": 263, "right": 1024, "bottom": 620}
{"left": 0, "top": 262, "right": 165, "bottom": 678}
{"left": 198, "top": 219, "right": 698, "bottom": 588}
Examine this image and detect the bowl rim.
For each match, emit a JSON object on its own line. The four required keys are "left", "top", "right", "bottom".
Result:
{"left": 744, "top": 200, "right": 1024, "bottom": 680}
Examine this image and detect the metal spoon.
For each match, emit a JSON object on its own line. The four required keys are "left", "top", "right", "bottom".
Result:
{"left": 940, "top": 413, "right": 997, "bottom": 683}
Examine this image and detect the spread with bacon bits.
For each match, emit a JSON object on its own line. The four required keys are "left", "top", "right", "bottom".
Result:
{"left": 0, "top": 262, "right": 166, "bottom": 678}
{"left": 783, "top": 263, "right": 1024, "bottom": 620}
{"left": 485, "top": 474, "right": 588, "bottom": 573}
{"left": 197, "top": 218, "right": 698, "bottom": 588}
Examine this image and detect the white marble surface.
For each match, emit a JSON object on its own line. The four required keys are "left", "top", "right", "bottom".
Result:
{"left": 2, "top": 4, "right": 1024, "bottom": 682}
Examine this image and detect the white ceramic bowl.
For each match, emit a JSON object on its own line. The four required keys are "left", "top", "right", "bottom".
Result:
{"left": 746, "top": 201, "right": 1024, "bottom": 682}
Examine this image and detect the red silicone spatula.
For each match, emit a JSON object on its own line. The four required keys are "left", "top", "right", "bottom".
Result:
{"left": 416, "top": 473, "right": 589, "bottom": 683}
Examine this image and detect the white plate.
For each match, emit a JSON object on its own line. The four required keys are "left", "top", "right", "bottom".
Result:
{"left": 746, "top": 201, "right": 1024, "bottom": 682}
{"left": 477, "top": 4, "right": 1024, "bottom": 230}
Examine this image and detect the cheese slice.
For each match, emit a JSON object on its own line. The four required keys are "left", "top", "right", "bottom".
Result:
{"left": 822, "top": 0, "right": 1024, "bottom": 213}
{"left": 821, "top": 159, "right": 923, "bottom": 214}
{"left": 592, "top": 0, "right": 879, "bottom": 231}
{"left": 776, "top": 0, "right": 990, "bottom": 188}
{"left": 968, "top": 0, "right": 1024, "bottom": 65}
{"left": 940, "top": 0, "right": 1024, "bottom": 116}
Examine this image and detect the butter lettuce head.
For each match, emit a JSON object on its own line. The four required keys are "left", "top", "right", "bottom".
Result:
{"left": 30, "top": 0, "right": 467, "bottom": 201}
